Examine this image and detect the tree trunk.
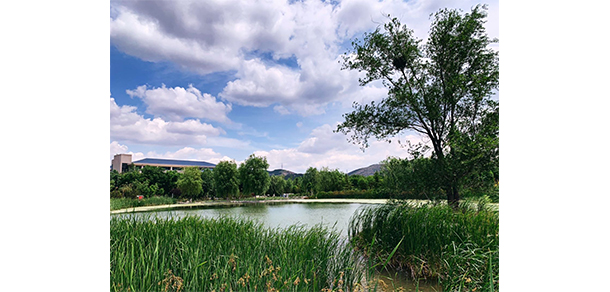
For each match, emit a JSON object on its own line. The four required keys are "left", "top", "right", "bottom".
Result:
{"left": 447, "top": 184, "right": 460, "bottom": 209}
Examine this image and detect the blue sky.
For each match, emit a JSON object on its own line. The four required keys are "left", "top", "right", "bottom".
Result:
{"left": 110, "top": 0, "right": 499, "bottom": 173}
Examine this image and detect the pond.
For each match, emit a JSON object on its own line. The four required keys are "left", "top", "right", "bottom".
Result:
{"left": 114, "top": 202, "right": 362, "bottom": 237}
{"left": 111, "top": 201, "right": 441, "bottom": 291}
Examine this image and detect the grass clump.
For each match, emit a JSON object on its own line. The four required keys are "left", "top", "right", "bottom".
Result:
{"left": 349, "top": 200, "right": 499, "bottom": 290}
{"left": 110, "top": 215, "right": 364, "bottom": 291}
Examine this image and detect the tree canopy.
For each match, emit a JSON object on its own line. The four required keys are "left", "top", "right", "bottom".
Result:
{"left": 336, "top": 5, "right": 499, "bottom": 205}
{"left": 238, "top": 154, "right": 271, "bottom": 197}
{"left": 301, "top": 167, "right": 320, "bottom": 196}
{"left": 177, "top": 167, "right": 204, "bottom": 199}
{"left": 214, "top": 160, "right": 239, "bottom": 199}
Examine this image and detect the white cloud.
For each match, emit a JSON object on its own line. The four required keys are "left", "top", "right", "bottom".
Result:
{"left": 110, "top": 97, "right": 223, "bottom": 146}
{"left": 109, "top": 142, "right": 230, "bottom": 165}
{"left": 297, "top": 124, "right": 349, "bottom": 154}
{"left": 273, "top": 105, "right": 291, "bottom": 115}
{"left": 206, "top": 136, "right": 251, "bottom": 149}
{"left": 255, "top": 123, "right": 426, "bottom": 173}
{"left": 127, "top": 84, "right": 232, "bottom": 124}
{"left": 110, "top": 5, "right": 241, "bottom": 75}
{"left": 221, "top": 58, "right": 301, "bottom": 107}
{"left": 110, "top": 141, "right": 129, "bottom": 161}
{"left": 111, "top": 0, "right": 497, "bottom": 117}
{"left": 109, "top": 0, "right": 498, "bottom": 172}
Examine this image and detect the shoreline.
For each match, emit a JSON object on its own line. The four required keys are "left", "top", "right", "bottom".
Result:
{"left": 110, "top": 198, "right": 392, "bottom": 214}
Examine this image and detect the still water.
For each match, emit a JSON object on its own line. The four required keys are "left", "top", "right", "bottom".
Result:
{"left": 112, "top": 202, "right": 441, "bottom": 291}
{"left": 114, "top": 202, "right": 363, "bottom": 237}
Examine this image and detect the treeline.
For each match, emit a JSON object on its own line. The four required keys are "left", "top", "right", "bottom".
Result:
{"left": 110, "top": 154, "right": 498, "bottom": 202}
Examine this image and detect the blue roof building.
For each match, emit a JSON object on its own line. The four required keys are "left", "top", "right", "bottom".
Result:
{"left": 111, "top": 154, "right": 216, "bottom": 173}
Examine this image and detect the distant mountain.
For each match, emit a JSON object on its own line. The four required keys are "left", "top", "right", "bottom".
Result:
{"left": 347, "top": 164, "right": 383, "bottom": 177}
{"left": 268, "top": 169, "right": 303, "bottom": 179}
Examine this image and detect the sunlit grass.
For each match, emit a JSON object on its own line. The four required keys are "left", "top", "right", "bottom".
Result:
{"left": 349, "top": 200, "right": 499, "bottom": 290}
{"left": 110, "top": 215, "right": 365, "bottom": 291}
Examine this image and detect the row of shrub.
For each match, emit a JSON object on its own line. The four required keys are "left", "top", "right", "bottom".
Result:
{"left": 314, "top": 188, "right": 446, "bottom": 200}
{"left": 111, "top": 154, "right": 498, "bottom": 205}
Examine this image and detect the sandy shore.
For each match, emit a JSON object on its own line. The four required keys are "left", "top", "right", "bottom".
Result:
{"left": 110, "top": 198, "right": 391, "bottom": 215}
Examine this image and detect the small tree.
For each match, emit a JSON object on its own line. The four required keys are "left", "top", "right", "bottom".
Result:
{"left": 284, "top": 178, "right": 294, "bottom": 194}
{"left": 214, "top": 160, "right": 239, "bottom": 199}
{"left": 302, "top": 167, "right": 320, "bottom": 196}
{"left": 201, "top": 168, "right": 215, "bottom": 199}
{"left": 177, "top": 167, "right": 203, "bottom": 199}
{"left": 238, "top": 154, "right": 271, "bottom": 197}
{"left": 268, "top": 175, "right": 286, "bottom": 196}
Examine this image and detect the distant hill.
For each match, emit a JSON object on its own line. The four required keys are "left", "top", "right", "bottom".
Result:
{"left": 268, "top": 169, "right": 303, "bottom": 179}
{"left": 347, "top": 164, "right": 383, "bottom": 177}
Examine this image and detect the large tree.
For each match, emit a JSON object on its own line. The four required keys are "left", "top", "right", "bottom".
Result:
{"left": 336, "top": 5, "right": 499, "bottom": 206}
{"left": 214, "top": 160, "right": 239, "bottom": 199}
{"left": 200, "top": 168, "right": 215, "bottom": 199}
{"left": 238, "top": 154, "right": 271, "bottom": 197}
{"left": 301, "top": 167, "right": 320, "bottom": 196}
{"left": 177, "top": 167, "right": 203, "bottom": 199}
{"left": 268, "top": 175, "right": 286, "bottom": 197}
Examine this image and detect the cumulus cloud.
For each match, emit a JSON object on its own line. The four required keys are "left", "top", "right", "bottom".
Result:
{"left": 126, "top": 84, "right": 232, "bottom": 124}
{"left": 220, "top": 58, "right": 301, "bottom": 107}
{"left": 111, "top": 0, "right": 495, "bottom": 116}
{"left": 110, "top": 4, "right": 241, "bottom": 75}
{"left": 110, "top": 141, "right": 129, "bottom": 161}
{"left": 109, "top": 141, "right": 233, "bottom": 165}
{"left": 297, "top": 124, "right": 349, "bottom": 154}
{"left": 273, "top": 105, "right": 291, "bottom": 115}
{"left": 110, "top": 97, "right": 223, "bottom": 146}
{"left": 255, "top": 123, "right": 426, "bottom": 173}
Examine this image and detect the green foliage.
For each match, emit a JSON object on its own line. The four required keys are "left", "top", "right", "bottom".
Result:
{"left": 110, "top": 167, "right": 181, "bottom": 198}
{"left": 214, "top": 160, "right": 239, "bottom": 199}
{"left": 238, "top": 154, "right": 271, "bottom": 197}
{"left": 381, "top": 156, "right": 445, "bottom": 200}
{"left": 349, "top": 201, "right": 498, "bottom": 282}
{"left": 110, "top": 216, "right": 364, "bottom": 291}
{"left": 348, "top": 175, "right": 368, "bottom": 191}
{"left": 316, "top": 189, "right": 380, "bottom": 199}
{"left": 141, "top": 165, "right": 180, "bottom": 195}
{"left": 177, "top": 167, "right": 204, "bottom": 199}
{"left": 268, "top": 175, "right": 286, "bottom": 196}
{"left": 301, "top": 167, "right": 320, "bottom": 196}
{"left": 291, "top": 177, "right": 302, "bottom": 194}
{"left": 318, "top": 168, "right": 347, "bottom": 192}
{"left": 441, "top": 240, "right": 499, "bottom": 291}
{"left": 200, "top": 168, "right": 215, "bottom": 199}
{"left": 284, "top": 178, "right": 294, "bottom": 194}
{"left": 336, "top": 5, "right": 499, "bottom": 204}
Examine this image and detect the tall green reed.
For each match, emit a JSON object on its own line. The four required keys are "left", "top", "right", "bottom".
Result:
{"left": 348, "top": 200, "right": 499, "bottom": 289}
{"left": 110, "top": 215, "right": 364, "bottom": 291}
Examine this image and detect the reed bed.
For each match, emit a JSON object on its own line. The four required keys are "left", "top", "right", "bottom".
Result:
{"left": 110, "top": 215, "right": 365, "bottom": 291}
{"left": 348, "top": 200, "right": 499, "bottom": 290}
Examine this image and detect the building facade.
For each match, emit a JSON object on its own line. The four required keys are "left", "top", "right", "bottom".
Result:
{"left": 111, "top": 154, "right": 216, "bottom": 173}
